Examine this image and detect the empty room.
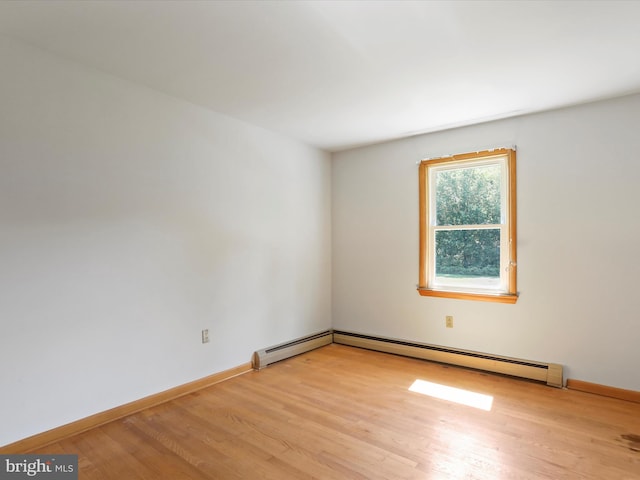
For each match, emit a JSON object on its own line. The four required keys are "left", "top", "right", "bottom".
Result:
{"left": 1, "top": 1, "right": 639, "bottom": 479}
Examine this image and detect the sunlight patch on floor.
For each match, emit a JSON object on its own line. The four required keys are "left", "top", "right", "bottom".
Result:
{"left": 409, "top": 379, "right": 494, "bottom": 411}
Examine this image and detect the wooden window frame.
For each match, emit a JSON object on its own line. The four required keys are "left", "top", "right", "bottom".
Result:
{"left": 418, "top": 148, "right": 518, "bottom": 303}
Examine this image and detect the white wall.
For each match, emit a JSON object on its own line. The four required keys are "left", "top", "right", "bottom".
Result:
{"left": 333, "top": 93, "right": 640, "bottom": 392}
{"left": 0, "top": 36, "right": 331, "bottom": 446}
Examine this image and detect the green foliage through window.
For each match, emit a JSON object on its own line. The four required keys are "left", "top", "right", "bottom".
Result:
{"left": 434, "top": 164, "right": 501, "bottom": 278}
{"left": 435, "top": 229, "right": 500, "bottom": 277}
{"left": 435, "top": 164, "right": 501, "bottom": 225}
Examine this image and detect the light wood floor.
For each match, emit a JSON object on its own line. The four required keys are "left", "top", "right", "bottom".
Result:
{"left": 35, "top": 344, "right": 639, "bottom": 479}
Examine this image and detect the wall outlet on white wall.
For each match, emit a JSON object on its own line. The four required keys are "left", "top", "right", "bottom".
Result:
{"left": 202, "top": 329, "right": 210, "bottom": 343}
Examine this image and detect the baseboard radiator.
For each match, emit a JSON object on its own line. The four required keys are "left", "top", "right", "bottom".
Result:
{"left": 252, "top": 329, "right": 563, "bottom": 388}
{"left": 252, "top": 330, "right": 333, "bottom": 370}
{"left": 333, "top": 330, "right": 563, "bottom": 388}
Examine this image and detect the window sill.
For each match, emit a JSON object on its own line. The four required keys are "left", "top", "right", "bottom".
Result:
{"left": 417, "top": 287, "right": 518, "bottom": 304}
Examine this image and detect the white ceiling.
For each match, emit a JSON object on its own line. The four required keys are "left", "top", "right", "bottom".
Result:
{"left": 1, "top": 1, "right": 640, "bottom": 152}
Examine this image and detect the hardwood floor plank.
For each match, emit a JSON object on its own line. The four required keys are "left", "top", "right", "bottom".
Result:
{"left": 101, "top": 420, "right": 216, "bottom": 480}
{"left": 25, "top": 344, "right": 640, "bottom": 479}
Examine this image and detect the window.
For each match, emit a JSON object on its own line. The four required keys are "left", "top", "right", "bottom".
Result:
{"left": 418, "top": 148, "right": 517, "bottom": 303}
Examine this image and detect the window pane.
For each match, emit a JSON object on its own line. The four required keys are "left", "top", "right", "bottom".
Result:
{"left": 435, "top": 164, "right": 501, "bottom": 225}
{"left": 435, "top": 229, "right": 500, "bottom": 288}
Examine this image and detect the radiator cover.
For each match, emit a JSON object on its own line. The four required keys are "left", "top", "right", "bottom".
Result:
{"left": 252, "top": 329, "right": 563, "bottom": 388}
{"left": 333, "top": 330, "right": 563, "bottom": 388}
{"left": 252, "top": 330, "right": 333, "bottom": 370}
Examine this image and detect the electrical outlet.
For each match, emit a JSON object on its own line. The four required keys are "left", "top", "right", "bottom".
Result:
{"left": 445, "top": 316, "right": 454, "bottom": 328}
{"left": 202, "top": 329, "right": 210, "bottom": 343}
